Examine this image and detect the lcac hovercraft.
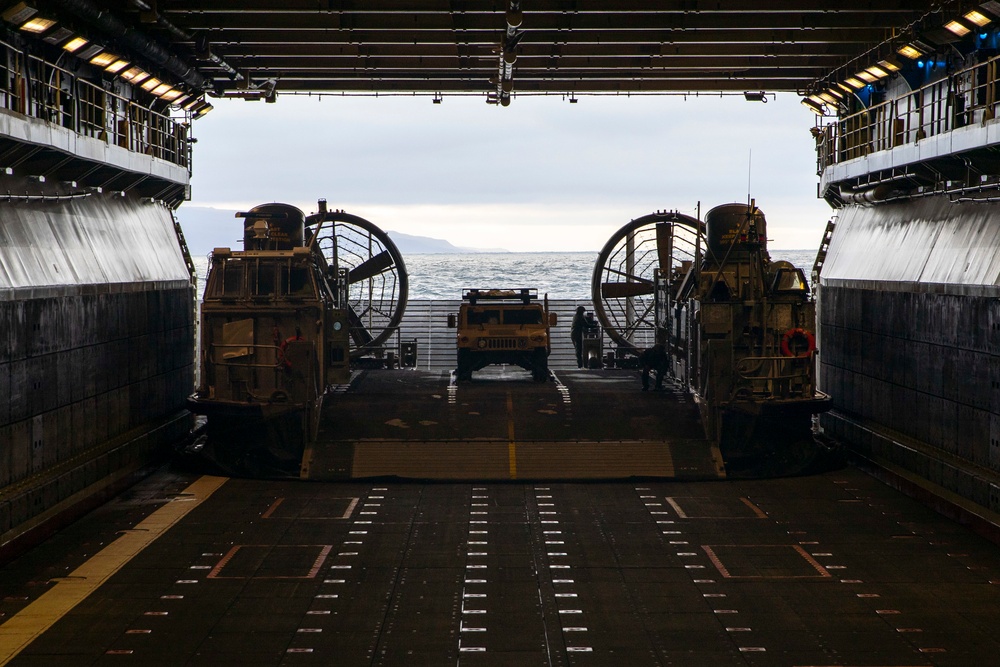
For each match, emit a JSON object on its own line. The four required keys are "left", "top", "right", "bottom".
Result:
{"left": 188, "top": 200, "right": 407, "bottom": 476}
{"left": 592, "top": 202, "right": 833, "bottom": 477}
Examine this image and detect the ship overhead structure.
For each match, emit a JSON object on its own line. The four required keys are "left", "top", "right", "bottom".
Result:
{"left": 805, "top": 2, "right": 1000, "bottom": 517}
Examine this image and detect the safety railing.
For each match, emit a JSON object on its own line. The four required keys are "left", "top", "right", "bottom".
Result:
{"left": 817, "top": 53, "right": 1000, "bottom": 173}
{"left": 0, "top": 38, "right": 191, "bottom": 171}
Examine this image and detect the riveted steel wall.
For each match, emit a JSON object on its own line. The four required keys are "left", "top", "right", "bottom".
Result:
{"left": 0, "top": 192, "right": 194, "bottom": 549}
{"left": 819, "top": 196, "right": 1000, "bottom": 512}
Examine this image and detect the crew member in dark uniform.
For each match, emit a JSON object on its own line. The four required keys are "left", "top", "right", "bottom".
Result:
{"left": 639, "top": 343, "right": 668, "bottom": 391}
{"left": 571, "top": 306, "right": 586, "bottom": 368}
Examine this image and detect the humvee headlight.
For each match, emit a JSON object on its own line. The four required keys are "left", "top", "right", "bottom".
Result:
{"left": 477, "top": 338, "right": 488, "bottom": 349}
{"left": 530, "top": 334, "right": 544, "bottom": 342}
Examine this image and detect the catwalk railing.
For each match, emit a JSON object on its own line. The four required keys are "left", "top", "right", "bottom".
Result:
{"left": 816, "top": 53, "right": 1000, "bottom": 173}
{"left": 0, "top": 38, "right": 190, "bottom": 170}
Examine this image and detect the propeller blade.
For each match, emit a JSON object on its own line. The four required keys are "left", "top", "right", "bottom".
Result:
{"left": 656, "top": 222, "right": 673, "bottom": 270}
{"left": 602, "top": 282, "right": 654, "bottom": 299}
{"left": 347, "top": 305, "right": 375, "bottom": 347}
{"left": 347, "top": 251, "right": 394, "bottom": 284}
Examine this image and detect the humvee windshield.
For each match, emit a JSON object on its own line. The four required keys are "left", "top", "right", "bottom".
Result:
{"left": 467, "top": 309, "right": 502, "bottom": 325}
{"left": 503, "top": 309, "right": 544, "bottom": 325}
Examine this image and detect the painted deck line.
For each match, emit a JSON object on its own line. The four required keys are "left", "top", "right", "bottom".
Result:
{"left": 0, "top": 475, "right": 228, "bottom": 666}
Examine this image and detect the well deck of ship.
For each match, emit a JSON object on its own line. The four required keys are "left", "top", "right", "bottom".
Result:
{"left": 307, "top": 368, "right": 720, "bottom": 481}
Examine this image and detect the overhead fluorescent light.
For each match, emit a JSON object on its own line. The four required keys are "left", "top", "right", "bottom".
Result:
{"left": 964, "top": 10, "right": 991, "bottom": 27}
{"left": 855, "top": 70, "right": 878, "bottom": 83}
{"left": 120, "top": 67, "right": 150, "bottom": 84}
{"left": 944, "top": 20, "right": 971, "bottom": 36}
{"left": 878, "top": 58, "right": 902, "bottom": 72}
{"left": 42, "top": 26, "right": 72, "bottom": 45}
{"left": 89, "top": 52, "right": 118, "bottom": 67}
{"left": 818, "top": 92, "right": 839, "bottom": 105}
{"left": 897, "top": 44, "right": 924, "bottom": 59}
{"left": 835, "top": 82, "right": 854, "bottom": 94}
{"left": 193, "top": 102, "right": 214, "bottom": 118}
{"left": 801, "top": 97, "right": 825, "bottom": 115}
{"left": 824, "top": 87, "right": 844, "bottom": 100}
{"left": 150, "top": 83, "right": 171, "bottom": 96}
{"left": 158, "top": 89, "right": 182, "bottom": 101}
{"left": 19, "top": 16, "right": 54, "bottom": 33}
{"left": 105, "top": 59, "right": 130, "bottom": 74}
{"left": 865, "top": 65, "right": 890, "bottom": 79}
{"left": 182, "top": 96, "right": 203, "bottom": 111}
{"left": 140, "top": 77, "right": 162, "bottom": 91}
{"left": 843, "top": 77, "right": 866, "bottom": 89}
{"left": 171, "top": 94, "right": 191, "bottom": 107}
{"left": 62, "top": 36, "right": 88, "bottom": 52}
{"left": 2, "top": 2, "right": 37, "bottom": 25}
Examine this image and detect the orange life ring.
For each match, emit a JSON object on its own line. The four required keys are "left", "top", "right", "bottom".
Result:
{"left": 278, "top": 335, "right": 302, "bottom": 368}
{"left": 780, "top": 327, "right": 815, "bottom": 358}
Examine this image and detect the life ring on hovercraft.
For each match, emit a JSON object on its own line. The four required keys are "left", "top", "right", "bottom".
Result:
{"left": 277, "top": 335, "right": 302, "bottom": 368}
{"left": 780, "top": 328, "right": 816, "bottom": 358}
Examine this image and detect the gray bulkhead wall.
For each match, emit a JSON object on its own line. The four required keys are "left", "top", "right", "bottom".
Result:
{"left": 818, "top": 196, "right": 1000, "bottom": 510}
{"left": 0, "top": 192, "right": 194, "bottom": 547}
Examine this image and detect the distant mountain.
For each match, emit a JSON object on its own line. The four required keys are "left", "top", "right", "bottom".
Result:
{"left": 387, "top": 231, "right": 507, "bottom": 254}
{"left": 172, "top": 205, "right": 508, "bottom": 256}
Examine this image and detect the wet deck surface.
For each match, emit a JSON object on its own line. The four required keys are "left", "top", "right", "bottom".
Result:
{"left": 3, "top": 466, "right": 1000, "bottom": 666}
{"left": 309, "top": 368, "right": 722, "bottom": 480}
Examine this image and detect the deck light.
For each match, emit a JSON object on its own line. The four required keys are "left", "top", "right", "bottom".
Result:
{"left": 878, "top": 58, "right": 902, "bottom": 72}
{"left": 19, "top": 15, "right": 53, "bottom": 33}
{"left": 88, "top": 52, "right": 118, "bottom": 67}
{"left": 120, "top": 67, "right": 150, "bottom": 84}
{"left": 817, "top": 92, "right": 839, "bottom": 105}
{"left": 865, "top": 65, "right": 890, "bottom": 79}
{"left": 964, "top": 10, "right": 991, "bottom": 27}
{"left": 856, "top": 70, "right": 878, "bottom": 83}
{"left": 42, "top": 26, "right": 72, "bottom": 45}
{"left": 897, "top": 44, "right": 924, "bottom": 59}
{"left": 182, "top": 97, "right": 202, "bottom": 111}
{"left": 2, "top": 2, "right": 36, "bottom": 24}
{"left": 158, "top": 88, "right": 182, "bottom": 102}
{"left": 843, "top": 77, "right": 865, "bottom": 89}
{"left": 800, "top": 97, "right": 825, "bottom": 115}
{"left": 945, "top": 20, "right": 971, "bottom": 36}
{"left": 171, "top": 94, "right": 191, "bottom": 107}
{"left": 150, "top": 83, "right": 171, "bottom": 96}
{"left": 140, "top": 77, "right": 162, "bottom": 91}
{"left": 105, "top": 59, "right": 130, "bottom": 74}
{"left": 835, "top": 82, "right": 854, "bottom": 94}
{"left": 193, "top": 102, "right": 214, "bottom": 118}
{"left": 61, "top": 36, "right": 88, "bottom": 52}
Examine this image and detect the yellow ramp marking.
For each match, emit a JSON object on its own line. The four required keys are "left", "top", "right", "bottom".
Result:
{"left": 0, "top": 475, "right": 228, "bottom": 666}
{"left": 506, "top": 391, "right": 517, "bottom": 480}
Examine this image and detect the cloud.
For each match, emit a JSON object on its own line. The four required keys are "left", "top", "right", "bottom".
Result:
{"left": 188, "top": 93, "right": 832, "bottom": 251}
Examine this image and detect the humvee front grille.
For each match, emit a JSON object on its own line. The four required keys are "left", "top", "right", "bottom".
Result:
{"left": 485, "top": 337, "right": 522, "bottom": 350}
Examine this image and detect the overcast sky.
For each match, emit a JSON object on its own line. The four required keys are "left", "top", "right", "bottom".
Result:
{"left": 184, "top": 92, "right": 833, "bottom": 252}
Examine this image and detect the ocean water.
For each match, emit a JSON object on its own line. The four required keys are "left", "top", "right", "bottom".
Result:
{"left": 191, "top": 249, "right": 818, "bottom": 300}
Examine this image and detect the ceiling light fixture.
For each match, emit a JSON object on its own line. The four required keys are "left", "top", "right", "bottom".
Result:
{"left": 88, "top": 52, "right": 118, "bottom": 67}
{"left": 61, "top": 36, "right": 88, "bottom": 52}
{"left": 897, "top": 44, "right": 924, "bottom": 59}
{"left": 944, "top": 20, "right": 971, "bottom": 36}
{"left": 19, "top": 16, "right": 53, "bottom": 33}
{"left": 104, "top": 59, "right": 130, "bottom": 74}
{"left": 964, "top": 10, "right": 991, "bottom": 27}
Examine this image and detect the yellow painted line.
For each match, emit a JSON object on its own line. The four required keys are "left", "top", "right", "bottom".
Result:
{"left": 506, "top": 391, "right": 517, "bottom": 480}
{"left": 0, "top": 475, "right": 228, "bottom": 666}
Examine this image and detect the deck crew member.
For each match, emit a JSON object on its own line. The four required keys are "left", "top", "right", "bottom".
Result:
{"left": 571, "top": 306, "right": 587, "bottom": 368}
{"left": 639, "top": 343, "right": 668, "bottom": 391}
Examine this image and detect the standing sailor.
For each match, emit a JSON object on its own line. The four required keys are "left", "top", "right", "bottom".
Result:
{"left": 571, "top": 306, "right": 587, "bottom": 368}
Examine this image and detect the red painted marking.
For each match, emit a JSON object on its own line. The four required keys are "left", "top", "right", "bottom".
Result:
{"left": 261, "top": 498, "right": 285, "bottom": 519}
